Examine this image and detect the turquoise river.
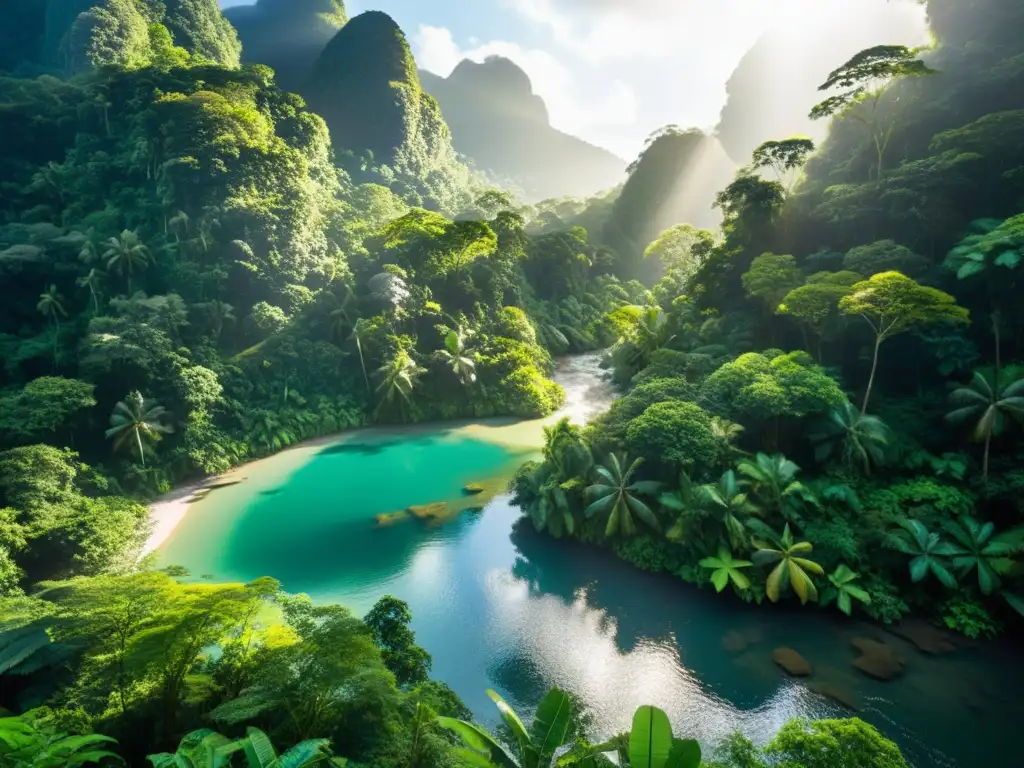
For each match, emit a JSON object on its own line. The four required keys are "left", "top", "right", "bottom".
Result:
{"left": 157, "top": 355, "right": 1022, "bottom": 767}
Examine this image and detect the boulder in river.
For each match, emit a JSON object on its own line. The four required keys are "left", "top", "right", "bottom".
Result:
{"left": 463, "top": 483, "right": 486, "bottom": 495}
{"left": 375, "top": 511, "right": 408, "bottom": 526}
{"left": 772, "top": 647, "right": 812, "bottom": 676}
{"left": 850, "top": 637, "right": 905, "bottom": 680}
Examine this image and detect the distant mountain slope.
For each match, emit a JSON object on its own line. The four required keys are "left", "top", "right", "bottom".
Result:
{"left": 422, "top": 56, "right": 626, "bottom": 202}
{"left": 223, "top": 0, "right": 346, "bottom": 92}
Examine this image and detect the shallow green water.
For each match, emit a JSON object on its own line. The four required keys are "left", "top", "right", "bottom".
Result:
{"left": 159, "top": 358, "right": 1022, "bottom": 767}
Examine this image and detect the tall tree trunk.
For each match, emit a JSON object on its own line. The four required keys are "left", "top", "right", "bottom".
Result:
{"left": 136, "top": 429, "right": 146, "bottom": 467}
{"left": 861, "top": 335, "right": 882, "bottom": 415}
{"left": 983, "top": 432, "right": 991, "bottom": 488}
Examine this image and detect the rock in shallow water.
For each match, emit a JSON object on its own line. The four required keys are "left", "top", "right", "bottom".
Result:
{"left": 463, "top": 483, "right": 486, "bottom": 495}
{"left": 850, "top": 637, "right": 906, "bottom": 680}
{"left": 408, "top": 502, "right": 449, "bottom": 519}
{"left": 886, "top": 618, "right": 957, "bottom": 654}
{"left": 772, "top": 647, "right": 812, "bottom": 676}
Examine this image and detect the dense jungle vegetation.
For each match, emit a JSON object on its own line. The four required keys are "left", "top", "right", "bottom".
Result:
{"left": 0, "top": 0, "right": 1020, "bottom": 765}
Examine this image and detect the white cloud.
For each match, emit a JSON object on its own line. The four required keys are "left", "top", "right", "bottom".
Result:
{"left": 413, "top": 25, "right": 638, "bottom": 155}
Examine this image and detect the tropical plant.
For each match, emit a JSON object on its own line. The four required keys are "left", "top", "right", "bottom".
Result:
{"left": 808, "top": 400, "right": 891, "bottom": 475}
{"left": 946, "top": 370, "right": 1024, "bottom": 483}
{"left": 0, "top": 714, "right": 121, "bottom": 767}
{"left": 622, "top": 705, "right": 701, "bottom": 768}
{"left": 696, "top": 470, "right": 759, "bottom": 551}
{"left": 76, "top": 269, "right": 106, "bottom": 314}
{"left": 709, "top": 416, "right": 745, "bottom": 466}
{"left": 585, "top": 454, "right": 661, "bottom": 537}
{"left": 821, "top": 565, "right": 872, "bottom": 616}
{"left": 437, "top": 687, "right": 573, "bottom": 768}
{"left": 659, "top": 470, "right": 699, "bottom": 542}
{"left": 737, "top": 453, "right": 814, "bottom": 522}
{"left": 699, "top": 548, "right": 753, "bottom": 593}
{"left": 104, "top": 391, "right": 173, "bottom": 467}
{"left": 243, "top": 411, "right": 299, "bottom": 456}
{"left": 36, "top": 285, "right": 66, "bottom": 369}
{"left": 103, "top": 229, "right": 151, "bottom": 294}
{"left": 350, "top": 318, "right": 372, "bottom": 393}
{"left": 838, "top": 271, "right": 969, "bottom": 413}
{"left": 438, "top": 325, "right": 477, "bottom": 385}
{"left": 943, "top": 516, "right": 1021, "bottom": 595}
{"left": 374, "top": 348, "right": 425, "bottom": 421}
{"left": 753, "top": 524, "right": 824, "bottom": 604}
{"left": 884, "top": 518, "right": 959, "bottom": 588}
{"left": 148, "top": 727, "right": 346, "bottom": 767}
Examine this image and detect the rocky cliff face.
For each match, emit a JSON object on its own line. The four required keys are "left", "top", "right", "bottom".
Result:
{"left": 224, "top": 0, "right": 346, "bottom": 92}
{"left": 422, "top": 56, "right": 625, "bottom": 202}
{"left": 303, "top": 12, "right": 463, "bottom": 192}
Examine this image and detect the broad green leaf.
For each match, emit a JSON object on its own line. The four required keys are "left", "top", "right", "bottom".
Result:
{"left": 531, "top": 687, "right": 572, "bottom": 758}
{"left": 710, "top": 569, "right": 730, "bottom": 592}
{"left": 243, "top": 728, "right": 280, "bottom": 768}
{"left": 666, "top": 738, "right": 702, "bottom": 768}
{"left": 438, "top": 718, "right": 519, "bottom": 768}
{"left": 628, "top": 705, "right": 673, "bottom": 768}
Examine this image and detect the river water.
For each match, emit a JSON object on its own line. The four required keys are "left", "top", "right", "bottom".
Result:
{"left": 158, "top": 354, "right": 1022, "bottom": 767}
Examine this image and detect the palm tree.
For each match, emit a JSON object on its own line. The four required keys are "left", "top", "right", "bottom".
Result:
{"left": 585, "top": 454, "right": 661, "bottom": 538}
{"left": 696, "top": 470, "right": 758, "bottom": 551}
{"left": 76, "top": 268, "right": 106, "bottom": 314}
{"left": 438, "top": 325, "right": 477, "bottom": 385}
{"left": 105, "top": 392, "right": 173, "bottom": 467}
{"left": 148, "top": 726, "right": 346, "bottom": 767}
{"left": 628, "top": 306, "right": 674, "bottom": 370}
{"left": 943, "top": 516, "right": 1021, "bottom": 595}
{"left": 946, "top": 370, "right": 1024, "bottom": 484}
{"left": 808, "top": 400, "right": 891, "bottom": 475}
{"left": 753, "top": 524, "right": 824, "bottom": 604}
{"left": 517, "top": 465, "right": 577, "bottom": 539}
{"left": 884, "top": 518, "right": 959, "bottom": 588}
{"left": 737, "top": 453, "right": 814, "bottom": 522}
{"left": 350, "top": 317, "right": 372, "bottom": 393}
{"left": 699, "top": 548, "right": 754, "bottom": 593}
{"left": 103, "top": 229, "right": 151, "bottom": 294}
{"left": 822, "top": 565, "right": 872, "bottom": 616}
{"left": 243, "top": 411, "right": 298, "bottom": 455}
{"left": 374, "top": 348, "right": 425, "bottom": 422}
{"left": 36, "top": 284, "right": 66, "bottom": 368}
{"left": 322, "top": 285, "right": 356, "bottom": 341}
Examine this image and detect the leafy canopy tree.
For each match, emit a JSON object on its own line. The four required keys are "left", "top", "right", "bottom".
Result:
{"left": 751, "top": 136, "right": 815, "bottom": 193}
{"left": 625, "top": 401, "right": 717, "bottom": 471}
{"left": 810, "top": 45, "right": 937, "bottom": 179}
{"left": 946, "top": 369, "right": 1024, "bottom": 484}
{"left": 585, "top": 454, "right": 661, "bottom": 538}
{"left": 643, "top": 224, "right": 716, "bottom": 279}
{"left": 741, "top": 252, "right": 802, "bottom": 316}
{"left": 104, "top": 391, "right": 173, "bottom": 467}
{"left": 763, "top": 717, "right": 909, "bottom": 768}
{"left": 753, "top": 524, "right": 824, "bottom": 605}
{"left": 843, "top": 240, "right": 930, "bottom": 278}
{"left": 778, "top": 271, "right": 860, "bottom": 361}
{"left": 838, "top": 271, "right": 969, "bottom": 413}
{"left": 364, "top": 594, "right": 431, "bottom": 687}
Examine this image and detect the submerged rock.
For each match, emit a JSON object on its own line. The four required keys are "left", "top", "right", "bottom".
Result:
{"left": 772, "top": 647, "right": 812, "bottom": 676}
{"left": 462, "top": 506, "right": 485, "bottom": 514}
{"left": 408, "top": 502, "right": 448, "bottom": 519}
{"left": 886, "top": 618, "right": 957, "bottom": 654}
{"left": 850, "top": 637, "right": 906, "bottom": 681}
{"left": 375, "top": 511, "right": 409, "bottom": 526}
{"left": 463, "top": 483, "right": 485, "bottom": 495}
{"left": 206, "top": 478, "right": 246, "bottom": 490}
{"left": 808, "top": 681, "right": 858, "bottom": 711}
{"left": 722, "top": 627, "right": 762, "bottom": 653}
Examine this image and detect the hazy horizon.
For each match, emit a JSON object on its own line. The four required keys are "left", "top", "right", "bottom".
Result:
{"left": 221, "top": 0, "right": 928, "bottom": 161}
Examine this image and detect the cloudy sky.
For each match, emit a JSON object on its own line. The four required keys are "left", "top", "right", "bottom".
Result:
{"left": 220, "top": 0, "right": 927, "bottom": 160}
